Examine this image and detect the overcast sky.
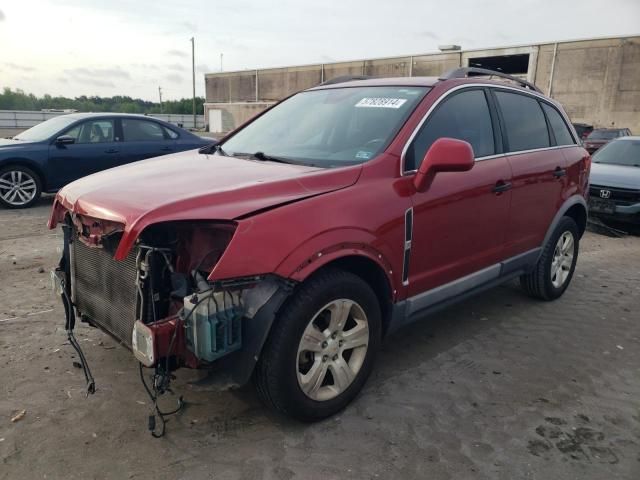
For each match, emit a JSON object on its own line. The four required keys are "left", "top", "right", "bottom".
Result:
{"left": 1, "top": 0, "right": 639, "bottom": 101}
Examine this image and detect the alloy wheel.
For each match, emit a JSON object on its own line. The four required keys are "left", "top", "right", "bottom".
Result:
{"left": 0, "top": 170, "right": 38, "bottom": 206}
{"left": 296, "top": 299, "right": 369, "bottom": 401}
{"left": 551, "top": 231, "right": 574, "bottom": 288}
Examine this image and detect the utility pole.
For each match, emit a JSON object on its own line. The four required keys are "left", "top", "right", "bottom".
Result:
{"left": 220, "top": 53, "right": 223, "bottom": 72}
{"left": 158, "top": 86, "right": 163, "bottom": 114}
{"left": 190, "top": 37, "right": 196, "bottom": 129}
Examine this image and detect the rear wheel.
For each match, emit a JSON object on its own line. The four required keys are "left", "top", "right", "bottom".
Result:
{"left": 254, "top": 268, "right": 381, "bottom": 421}
{"left": 520, "top": 216, "right": 579, "bottom": 300}
{"left": 0, "top": 166, "right": 42, "bottom": 209}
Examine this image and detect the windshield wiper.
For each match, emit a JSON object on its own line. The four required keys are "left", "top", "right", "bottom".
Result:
{"left": 222, "top": 150, "right": 305, "bottom": 165}
{"left": 251, "top": 151, "right": 292, "bottom": 164}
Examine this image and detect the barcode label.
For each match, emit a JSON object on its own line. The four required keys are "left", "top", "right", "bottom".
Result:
{"left": 355, "top": 97, "right": 407, "bottom": 109}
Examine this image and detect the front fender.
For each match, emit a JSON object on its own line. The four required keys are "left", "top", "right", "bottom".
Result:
{"left": 274, "top": 228, "right": 396, "bottom": 287}
{"left": 0, "top": 156, "right": 47, "bottom": 186}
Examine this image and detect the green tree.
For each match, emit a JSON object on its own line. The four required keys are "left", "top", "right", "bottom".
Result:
{"left": 0, "top": 88, "right": 205, "bottom": 115}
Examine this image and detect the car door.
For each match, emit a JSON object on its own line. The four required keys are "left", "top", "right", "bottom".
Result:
{"left": 118, "top": 118, "right": 175, "bottom": 164}
{"left": 492, "top": 89, "right": 568, "bottom": 257}
{"left": 47, "top": 118, "right": 120, "bottom": 187}
{"left": 404, "top": 87, "right": 513, "bottom": 296}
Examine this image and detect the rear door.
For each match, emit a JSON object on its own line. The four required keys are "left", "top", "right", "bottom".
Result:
{"left": 47, "top": 118, "right": 120, "bottom": 187}
{"left": 118, "top": 118, "right": 175, "bottom": 165}
{"left": 541, "top": 102, "right": 589, "bottom": 214}
{"left": 405, "top": 87, "right": 513, "bottom": 295}
{"left": 493, "top": 89, "right": 571, "bottom": 257}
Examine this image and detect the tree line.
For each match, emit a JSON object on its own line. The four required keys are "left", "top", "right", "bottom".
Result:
{"left": 0, "top": 87, "right": 205, "bottom": 115}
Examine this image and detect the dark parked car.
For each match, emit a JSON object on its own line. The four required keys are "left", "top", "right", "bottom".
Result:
{"left": 583, "top": 127, "right": 632, "bottom": 154}
{"left": 0, "top": 113, "right": 213, "bottom": 208}
{"left": 589, "top": 136, "right": 640, "bottom": 224}
{"left": 50, "top": 68, "right": 588, "bottom": 427}
{"left": 572, "top": 122, "right": 593, "bottom": 140}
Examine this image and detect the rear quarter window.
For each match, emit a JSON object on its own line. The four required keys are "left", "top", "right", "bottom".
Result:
{"left": 163, "top": 126, "right": 179, "bottom": 139}
{"left": 495, "top": 91, "right": 550, "bottom": 152}
{"left": 541, "top": 103, "right": 575, "bottom": 146}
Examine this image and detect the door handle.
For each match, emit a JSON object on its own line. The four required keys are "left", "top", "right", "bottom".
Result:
{"left": 492, "top": 180, "right": 512, "bottom": 194}
{"left": 104, "top": 148, "right": 119, "bottom": 154}
{"left": 553, "top": 167, "right": 567, "bottom": 178}
{"left": 160, "top": 147, "right": 173, "bottom": 152}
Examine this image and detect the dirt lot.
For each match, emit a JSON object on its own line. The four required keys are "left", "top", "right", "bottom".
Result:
{"left": 1, "top": 197, "right": 639, "bottom": 480}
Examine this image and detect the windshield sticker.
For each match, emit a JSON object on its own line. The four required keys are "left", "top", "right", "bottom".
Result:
{"left": 355, "top": 150, "right": 373, "bottom": 160}
{"left": 398, "top": 89, "right": 422, "bottom": 95}
{"left": 355, "top": 97, "right": 408, "bottom": 109}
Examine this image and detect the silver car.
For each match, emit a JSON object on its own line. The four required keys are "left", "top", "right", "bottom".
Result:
{"left": 589, "top": 136, "right": 640, "bottom": 224}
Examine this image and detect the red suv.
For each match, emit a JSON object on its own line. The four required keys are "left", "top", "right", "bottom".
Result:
{"left": 49, "top": 68, "right": 590, "bottom": 425}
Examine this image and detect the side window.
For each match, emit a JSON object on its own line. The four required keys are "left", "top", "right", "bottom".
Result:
{"left": 541, "top": 103, "right": 575, "bottom": 146}
{"left": 122, "top": 119, "right": 166, "bottom": 142}
{"left": 163, "top": 126, "right": 179, "bottom": 139}
{"left": 64, "top": 120, "right": 115, "bottom": 144}
{"left": 64, "top": 124, "right": 82, "bottom": 141}
{"left": 495, "top": 91, "right": 550, "bottom": 152}
{"left": 406, "top": 89, "right": 495, "bottom": 170}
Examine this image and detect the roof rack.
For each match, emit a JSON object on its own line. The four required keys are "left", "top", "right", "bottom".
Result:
{"left": 439, "top": 67, "right": 542, "bottom": 93}
{"left": 320, "top": 75, "right": 372, "bottom": 86}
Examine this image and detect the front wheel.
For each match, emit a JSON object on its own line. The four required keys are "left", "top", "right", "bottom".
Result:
{"left": 254, "top": 268, "right": 381, "bottom": 421}
{"left": 0, "top": 166, "right": 42, "bottom": 209}
{"left": 520, "top": 216, "right": 579, "bottom": 300}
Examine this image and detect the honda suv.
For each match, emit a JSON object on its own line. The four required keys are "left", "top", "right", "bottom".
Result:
{"left": 49, "top": 68, "right": 589, "bottom": 426}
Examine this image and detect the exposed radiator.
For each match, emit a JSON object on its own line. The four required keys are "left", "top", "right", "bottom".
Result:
{"left": 71, "top": 236, "right": 138, "bottom": 347}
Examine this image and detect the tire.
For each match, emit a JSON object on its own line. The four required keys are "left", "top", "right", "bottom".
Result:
{"left": 254, "top": 268, "right": 382, "bottom": 421}
{"left": 0, "top": 165, "right": 42, "bottom": 209}
{"left": 520, "top": 216, "right": 579, "bottom": 301}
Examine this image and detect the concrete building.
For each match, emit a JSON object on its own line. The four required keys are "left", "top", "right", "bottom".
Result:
{"left": 204, "top": 35, "right": 640, "bottom": 134}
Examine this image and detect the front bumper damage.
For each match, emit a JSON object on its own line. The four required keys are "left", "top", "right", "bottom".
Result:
{"left": 53, "top": 214, "right": 295, "bottom": 435}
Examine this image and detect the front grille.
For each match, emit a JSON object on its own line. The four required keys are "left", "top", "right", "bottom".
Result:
{"left": 590, "top": 185, "right": 640, "bottom": 206}
{"left": 71, "top": 236, "right": 138, "bottom": 347}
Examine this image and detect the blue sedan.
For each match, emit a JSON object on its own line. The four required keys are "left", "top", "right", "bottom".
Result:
{"left": 0, "top": 113, "right": 215, "bottom": 208}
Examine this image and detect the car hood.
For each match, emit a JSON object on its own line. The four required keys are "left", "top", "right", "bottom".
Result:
{"left": 0, "top": 138, "right": 34, "bottom": 149}
{"left": 590, "top": 162, "right": 640, "bottom": 189}
{"left": 50, "top": 149, "right": 362, "bottom": 260}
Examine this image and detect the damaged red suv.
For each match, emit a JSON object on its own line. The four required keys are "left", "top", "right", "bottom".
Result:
{"left": 49, "top": 68, "right": 590, "bottom": 424}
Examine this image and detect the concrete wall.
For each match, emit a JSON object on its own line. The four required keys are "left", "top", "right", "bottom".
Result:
{"left": 204, "top": 102, "right": 275, "bottom": 134}
{"left": 412, "top": 53, "right": 460, "bottom": 76}
{"left": 534, "top": 37, "right": 640, "bottom": 132}
{"left": 364, "top": 56, "right": 411, "bottom": 77}
{"left": 204, "top": 35, "right": 640, "bottom": 134}
{"left": 258, "top": 65, "right": 322, "bottom": 102}
{"left": 323, "top": 60, "right": 366, "bottom": 81}
{"left": 205, "top": 71, "right": 257, "bottom": 103}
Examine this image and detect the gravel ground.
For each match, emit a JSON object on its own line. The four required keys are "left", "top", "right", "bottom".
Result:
{"left": 1, "top": 196, "right": 639, "bottom": 480}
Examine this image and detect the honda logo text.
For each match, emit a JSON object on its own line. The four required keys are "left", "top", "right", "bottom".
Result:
{"left": 599, "top": 190, "right": 611, "bottom": 199}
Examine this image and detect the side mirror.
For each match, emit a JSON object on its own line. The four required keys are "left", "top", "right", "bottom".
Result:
{"left": 55, "top": 135, "right": 75, "bottom": 145}
{"left": 413, "top": 138, "right": 475, "bottom": 192}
